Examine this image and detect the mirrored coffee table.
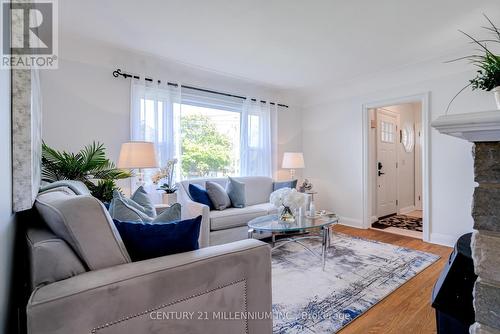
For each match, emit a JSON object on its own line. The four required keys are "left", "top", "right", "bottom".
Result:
{"left": 248, "top": 213, "right": 338, "bottom": 270}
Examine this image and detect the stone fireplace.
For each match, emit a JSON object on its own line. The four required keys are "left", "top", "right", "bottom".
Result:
{"left": 433, "top": 111, "right": 500, "bottom": 334}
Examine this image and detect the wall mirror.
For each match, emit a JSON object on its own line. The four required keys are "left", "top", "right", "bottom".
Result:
{"left": 401, "top": 124, "right": 414, "bottom": 153}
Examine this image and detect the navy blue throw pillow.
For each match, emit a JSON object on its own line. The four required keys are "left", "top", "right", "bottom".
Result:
{"left": 113, "top": 216, "right": 202, "bottom": 262}
{"left": 273, "top": 179, "right": 298, "bottom": 191}
{"left": 189, "top": 183, "right": 214, "bottom": 210}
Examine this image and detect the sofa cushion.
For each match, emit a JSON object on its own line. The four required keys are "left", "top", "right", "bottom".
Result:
{"left": 210, "top": 205, "right": 269, "bottom": 231}
{"left": 226, "top": 177, "right": 246, "bottom": 208}
{"left": 206, "top": 181, "right": 231, "bottom": 210}
{"left": 189, "top": 183, "right": 214, "bottom": 210}
{"left": 252, "top": 202, "right": 278, "bottom": 215}
{"left": 26, "top": 224, "right": 86, "bottom": 289}
{"left": 232, "top": 176, "right": 273, "bottom": 206}
{"left": 113, "top": 216, "right": 202, "bottom": 261}
{"left": 130, "top": 186, "right": 156, "bottom": 218}
{"left": 35, "top": 191, "right": 131, "bottom": 270}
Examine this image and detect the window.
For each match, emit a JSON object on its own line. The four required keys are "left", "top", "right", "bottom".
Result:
{"left": 131, "top": 81, "right": 275, "bottom": 182}
{"left": 174, "top": 103, "right": 241, "bottom": 179}
{"left": 380, "top": 120, "right": 395, "bottom": 143}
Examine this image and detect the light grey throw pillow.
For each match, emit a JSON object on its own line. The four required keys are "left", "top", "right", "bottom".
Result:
{"left": 206, "top": 181, "right": 231, "bottom": 210}
{"left": 109, "top": 190, "right": 153, "bottom": 222}
{"left": 131, "top": 186, "right": 156, "bottom": 218}
{"left": 152, "top": 203, "right": 182, "bottom": 222}
{"left": 226, "top": 177, "right": 246, "bottom": 208}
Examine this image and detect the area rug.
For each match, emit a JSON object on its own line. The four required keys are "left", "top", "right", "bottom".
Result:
{"left": 272, "top": 232, "right": 439, "bottom": 333}
{"left": 372, "top": 215, "right": 423, "bottom": 232}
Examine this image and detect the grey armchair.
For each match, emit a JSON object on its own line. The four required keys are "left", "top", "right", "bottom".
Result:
{"left": 26, "top": 185, "right": 272, "bottom": 334}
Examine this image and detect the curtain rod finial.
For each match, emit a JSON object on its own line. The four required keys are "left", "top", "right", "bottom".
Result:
{"left": 112, "top": 69, "right": 122, "bottom": 77}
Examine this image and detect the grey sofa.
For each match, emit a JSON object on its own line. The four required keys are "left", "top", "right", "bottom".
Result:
{"left": 177, "top": 177, "right": 277, "bottom": 247}
{"left": 26, "top": 185, "right": 272, "bottom": 334}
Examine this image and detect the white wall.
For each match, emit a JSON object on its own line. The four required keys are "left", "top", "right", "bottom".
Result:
{"left": 300, "top": 69, "right": 497, "bottom": 246}
{"left": 0, "top": 68, "right": 14, "bottom": 333}
{"left": 40, "top": 36, "right": 302, "bottom": 190}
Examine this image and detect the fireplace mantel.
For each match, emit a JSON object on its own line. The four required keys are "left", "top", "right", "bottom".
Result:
{"left": 432, "top": 110, "right": 500, "bottom": 142}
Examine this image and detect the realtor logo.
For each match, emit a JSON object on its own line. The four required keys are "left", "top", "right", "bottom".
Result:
{"left": 1, "top": 0, "right": 58, "bottom": 69}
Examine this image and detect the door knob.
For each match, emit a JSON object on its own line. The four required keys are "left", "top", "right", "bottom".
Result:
{"left": 378, "top": 171, "right": 385, "bottom": 176}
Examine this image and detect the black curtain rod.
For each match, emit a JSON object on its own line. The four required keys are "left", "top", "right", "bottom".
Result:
{"left": 112, "top": 68, "right": 289, "bottom": 108}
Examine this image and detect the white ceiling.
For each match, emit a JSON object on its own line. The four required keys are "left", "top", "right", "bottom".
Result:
{"left": 60, "top": 0, "right": 500, "bottom": 91}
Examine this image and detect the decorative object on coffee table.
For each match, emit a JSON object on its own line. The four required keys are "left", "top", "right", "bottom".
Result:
{"left": 152, "top": 158, "right": 178, "bottom": 205}
{"left": 270, "top": 187, "right": 308, "bottom": 222}
{"left": 282, "top": 152, "right": 305, "bottom": 179}
{"left": 117, "top": 141, "right": 159, "bottom": 190}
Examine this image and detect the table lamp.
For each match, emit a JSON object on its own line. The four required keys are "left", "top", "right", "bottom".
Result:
{"left": 282, "top": 152, "right": 304, "bottom": 180}
{"left": 117, "top": 141, "right": 159, "bottom": 188}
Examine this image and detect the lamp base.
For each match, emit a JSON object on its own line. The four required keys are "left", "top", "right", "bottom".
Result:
{"left": 133, "top": 168, "right": 145, "bottom": 191}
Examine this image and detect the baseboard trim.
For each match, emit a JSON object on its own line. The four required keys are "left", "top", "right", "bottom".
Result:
{"left": 399, "top": 206, "right": 416, "bottom": 215}
{"left": 429, "top": 233, "right": 456, "bottom": 247}
{"left": 338, "top": 217, "right": 364, "bottom": 229}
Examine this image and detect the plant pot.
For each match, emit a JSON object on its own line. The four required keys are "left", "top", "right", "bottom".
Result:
{"left": 494, "top": 86, "right": 500, "bottom": 110}
{"left": 162, "top": 192, "right": 177, "bottom": 206}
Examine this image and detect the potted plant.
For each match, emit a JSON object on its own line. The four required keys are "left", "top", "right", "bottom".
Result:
{"left": 449, "top": 15, "right": 500, "bottom": 110}
{"left": 41, "top": 141, "right": 131, "bottom": 203}
{"left": 152, "top": 158, "right": 178, "bottom": 205}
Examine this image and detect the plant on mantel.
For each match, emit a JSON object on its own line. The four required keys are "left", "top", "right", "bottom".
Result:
{"left": 41, "top": 141, "right": 131, "bottom": 202}
{"left": 447, "top": 15, "right": 500, "bottom": 111}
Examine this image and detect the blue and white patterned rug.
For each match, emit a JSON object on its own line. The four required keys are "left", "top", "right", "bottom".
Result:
{"left": 272, "top": 232, "right": 439, "bottom": 333}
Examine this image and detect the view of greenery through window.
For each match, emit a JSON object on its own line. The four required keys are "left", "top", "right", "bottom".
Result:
{"left": 174, "top": 104, "right": 240, "bottom": 179}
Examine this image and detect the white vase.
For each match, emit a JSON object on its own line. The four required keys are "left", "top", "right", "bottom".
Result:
{"left": 162, "top": 192, "right": 177, "bottom": 206}
{"left": 494, "top": 86, "right": 500, "bottom": 110}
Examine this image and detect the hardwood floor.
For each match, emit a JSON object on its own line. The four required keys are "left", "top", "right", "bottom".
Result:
{"left": 407, "top": 210, "right": 424, "bottom": 219}
{"left": 333, "top": 225, "right": 452, "bottom": 334}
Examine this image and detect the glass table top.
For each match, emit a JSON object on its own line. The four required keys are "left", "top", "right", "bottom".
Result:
{"left": 247, "top": 214, "right": 338, "bottom": 232}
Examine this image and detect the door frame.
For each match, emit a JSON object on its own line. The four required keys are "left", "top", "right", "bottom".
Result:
{"left": 362, "top": 92, "right": 430, "bottom": 242}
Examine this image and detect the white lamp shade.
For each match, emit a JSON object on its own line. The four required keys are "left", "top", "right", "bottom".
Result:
{"left": 117, "top": 141, "right": 159, "bottom": 169}
{"left": 282, "top": 152, "right": 305, "bottom": 169}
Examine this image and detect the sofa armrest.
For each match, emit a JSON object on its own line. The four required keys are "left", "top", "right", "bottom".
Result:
{"left": 177, "top": 185, "right": 211, "bottom": 247}
{"left": 27, "top": 239, "right": 272, "bottom": 334}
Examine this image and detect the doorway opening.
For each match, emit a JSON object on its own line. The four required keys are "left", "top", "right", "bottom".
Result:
{"left": 362, "top": 94, "right": 429, "bottom": 241}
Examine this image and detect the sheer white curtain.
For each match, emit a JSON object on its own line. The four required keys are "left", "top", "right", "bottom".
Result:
{"left": 130, "top": 79, "right": 180, "bottom": 199}
{"left": 240, "top": 99, "right": 275, "bottom": 177}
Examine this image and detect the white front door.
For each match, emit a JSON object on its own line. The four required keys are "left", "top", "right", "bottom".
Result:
{"left": 376, "top": 110, "right": 398, "bottom": 217}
